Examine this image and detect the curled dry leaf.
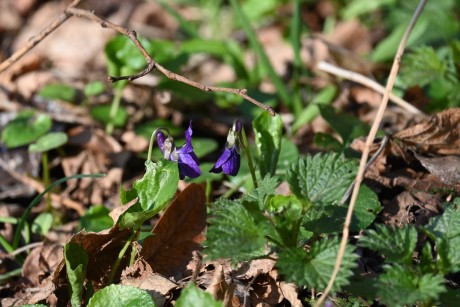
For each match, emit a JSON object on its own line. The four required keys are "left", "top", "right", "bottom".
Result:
{"left": 22, "top": 243, "right": 63, "bottom": 286}
{"left": 394, "top": 108, "right": 460, "bottom": 155}
{"left": 141, "top": 183, "right": 206, "bottom": 278}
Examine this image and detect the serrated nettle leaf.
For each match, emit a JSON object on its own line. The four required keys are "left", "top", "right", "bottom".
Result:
{"left": 87, "top": 284, "right": 155, "bottom": 307}
{"left": 28, "top": 132, "right": 68, "bottom": 153}
{"left": 1, "top": 112, "right": 52, "bottom": 148}
{"left": 253, "top": 112, "right": 283, "bottom": 177}
{"left": 176, "top": 284, "right": 223, "bottom": 307}
{"left": 241, "top": 175, "right": 281, "bottom": 210}
{"left": 359, "top": 224, "right": 417, "bottom": 264}
{"left": 287, "top": 152, "right": 357, "bottom": 205}
{"left": 436, "top": 236, "right": 460, "bottom": 274}
{"left": 266, "top": 194, "right": 307, "bottom": 247}
{"left": 277, "top": 237, "right": 358, "bottom": 292}
{"left": 65, "top": 243, "right": 88, "bottom": 307}
{"left": 204, "top": 201, "right": 268, "bottom": 263}
{"left": 426, "top": 199, "right": 460, "bottom": 239}
{"left": 376, "top": 264, "right": 446, "bottom": 306}
{"left": 351, "top": 185, "right": 382, "bottom": 231}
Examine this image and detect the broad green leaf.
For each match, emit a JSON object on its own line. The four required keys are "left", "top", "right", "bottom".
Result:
{"left": 156, "top": 80, "right": 209, "bottom": 103}
{"left": 341, "top": 0, "right": 394, "bottom": 20}
{"left": 359, "top": 224, "right": 417, "bottom": 264}
{"left": 314, "top": 132, "right": 343, "bottom": 152}
{"left": 426, "top": 199, "right": 460, "bottom": 239}
{"left": 205, "top": 200, "right": 267, "bottom": 262}
{"left": 90, "top": 105, "right": 128, "bottom": 128}
{"left": 187, "top": 162, "right": 223, "bottom": 183}
{"left": 376, "top": 264, "right": 446, "bottom": 306}
{"left": 37, "top": 83, "right": 76, "bottom": 102}
{"left": 135, "top": 119, "right": 183, "bottom": 140}
{"left": 1, "top": 112, "right": 52, "bottom": 148}
{"left": 87, "top": 284, "right": 155, "bottom": 307}
{"left": 79, "top": 206, "right": 113, "bottom": 232}
{"left": 319, "top": 105, "right": 371, "bottom": 147}
{"left": 31, "top": 212, "right": 53, "bottom": 236}
{"left": 133, "top": 160, "right": 178, "bottom": 211}
{"left": 287, "top": 152, "right": 357, "bottom": 204}
{"left": 65, "top": 243, "right": 88, "bottom": 307}
{"left": 276, "top": 137, "right": 300, "bottom": 174}
{"left": 277, "top": 237, "right": 358, "bottom": 292}
{"left": 84, "top": 81, "right": 105, "bottom": 97}
{"left": 253, "top": 112, "right": 283, "bottom": 177}
{"left": 181, "top": 137, "right": 218, "bottom": 159}
{"left": 28, "top": 132, "right": 68, "bottom": 153}
{"left": 118, "top": 160, "right": 179, "bottom": 228}
{"left": 176, "top": 284, "right": 223, "bottom": 307}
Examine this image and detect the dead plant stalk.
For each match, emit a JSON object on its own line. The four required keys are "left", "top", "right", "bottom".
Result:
{"left": 314, "top": 0, "right": 429, "bottom": 305}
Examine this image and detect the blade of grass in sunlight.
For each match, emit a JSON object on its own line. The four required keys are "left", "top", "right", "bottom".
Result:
{"left": 158, "top": 0, "right": 200, "bottom": 38}
{"left": 229, "top": 0, "right": 291, "bottom": 110}
{"left": 12, "top": 173, "right": 105, "bottom": 251}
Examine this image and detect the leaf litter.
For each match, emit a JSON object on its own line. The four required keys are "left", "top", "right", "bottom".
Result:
{"left": 1, "top": 0, "right": 460, "bottom": 306}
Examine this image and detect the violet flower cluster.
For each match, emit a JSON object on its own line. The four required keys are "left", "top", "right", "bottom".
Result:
{"left": 156, "top": 120, "right": 242, "bottom": 179}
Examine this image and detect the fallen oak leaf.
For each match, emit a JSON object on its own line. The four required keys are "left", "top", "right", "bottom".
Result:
{"left": 141, "top": 183, "right": 206, "bottom": 278}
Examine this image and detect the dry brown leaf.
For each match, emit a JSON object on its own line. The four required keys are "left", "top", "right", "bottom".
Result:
{"left": 278, "top": 281, "right": 303, "bottom": 307}
{"left": 394, "top": 108, "right": 460, "bottom": 155}
{"left": 122, "top": 259, "right": 177, "bottom": 307}
{"left": 53, "top": 227, "right": 133, "bottom": 293}
{"left": 206, "top": 265, "right": 230, "bottom": 302}
{"left": 141, "top": 183, "right": 206, "bottom": 278}
{"left": 22, "top": 243, "right": 63, "bottom": 287}
{"left": 414, "top": 153, "right": 460, "bottom": 185}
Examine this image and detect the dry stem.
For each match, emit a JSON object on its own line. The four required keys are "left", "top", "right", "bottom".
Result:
{"left": 314, "top": 0, "right": 428, "bottom": 305}
{"left": 317, "top": 61, "right": 426, "bottom": 117}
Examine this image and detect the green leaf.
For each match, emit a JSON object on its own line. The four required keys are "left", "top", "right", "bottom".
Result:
{"left": 241, "top": 175, "right": 281, "bottom": 210}
{"left": 426, "top": 199, "right": 460, "bottom": 239}
{"left": 436, "top": 236, "right": 460, "bottom": 274}
{"left": 205, "top": 200, "right": 268, "bottom": 262}
{"left": 266, "top": 194, "right": 310, "bottom": 247}
{"left": 359, "top": 224, "right": 417, "bottom": 264}
{"left": 351, "top": 185, "right": 382, "bottom": 231}
{"left": 87, "top": 284, "right": 155, "bottom": 307}
{"left": 183, "top": 137, "right": 218, "bottom": 159}
{"left": 79, "top": 205, "right": 114, "bottom": 232}
{"left": 376, "top": 264, "right": 446, "bottom": 306}
{"left": 118, "top": 160, "right": 179, "bottom": 228}
{"left": 1, "top": 112, "right": 52, "bottom": 148}
{"left": 319, "top": 105, "right": 371, "bottom": 147}
{"left": 176, "top": 284, "right": 223, "bottom": 307}
{"left": 133, "top": 160, "right": 178, "bottom": 211}
{"left": 37, "top": 83, "right": 76, "bottom": 102}
{"left": 276, "top": 137, "right": 300, "bottom": 174}
{"left": 135, "top": 119, "right": 183, "bottom": 140}
{"left": 65, "top": 242, "right": 88, "bottom": 307}
{"left": 400, "top": 46, "right": 447, "bottom": 87}
{"left": 28, "top": 132, "right": 68, "bottom": 153}
{"left": 84, "top": 81, "right": 105, "bottom": 97}
{"left": 287, "top": 152, "right": 357, "bottom": 204}
{"left": 253, "top": 112, "right": 283, "bottom": 177}
{"left": 90, "top": 105, "right": 128, "bottom": 128}
{"left": 277, "top": 237, "right": 358, "bottom": 292}
{"left": 31, "top": 212, "right": 53, "bottom": 236}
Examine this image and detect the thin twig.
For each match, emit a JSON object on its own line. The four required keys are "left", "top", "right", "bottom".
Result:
{"left": 0, "top": 0, "right": 82, "bottom": 73}
{"left": 64, "top": 8, "right": 275, "bottom": 116}
{"left": 314, "top": 1, "right": 428, "bottom": 305}
{"left": 340, "top": 135, "right": 389, "bottom": 205}
{"left": 317, "top": 61, "right": 426, "bottom": 117}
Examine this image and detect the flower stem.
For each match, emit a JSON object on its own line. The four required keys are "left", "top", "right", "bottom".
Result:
{"left": 108, "top": 229, "right": 137, "bottom": 285}
{"left": 241, "top": 127, "right": 258, "bottom": 189}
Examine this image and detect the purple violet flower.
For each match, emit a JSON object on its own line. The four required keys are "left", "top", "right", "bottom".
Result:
{"left": 210, "top": 120, "right": 242, "bottom": 176}
{"left": 157, "top": 121, "right": 201, "bottom": 179}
